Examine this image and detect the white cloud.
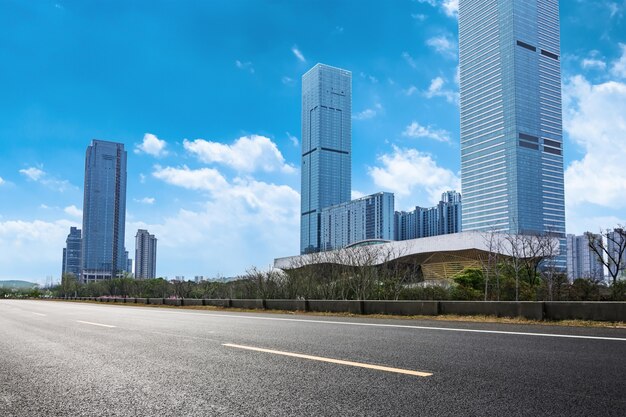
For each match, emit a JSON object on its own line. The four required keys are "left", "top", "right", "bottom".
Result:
{"left": 424, "top": 76, "right": 457, "bottom": 103}
{"left": 411, "top": 13, "right": 427, "bottom": 21}
{"left": 0, "top": 177, "right": 4, "bottom": 185}
{"left": 183, "top": 135, "right": 295, "bottom": 174}
{"left": 235, "top": 60, "right": 255, "bottom": 74}
{"left": 64, "top": 205, "right": 82, "bottom": 218}
{"left": 582, "top": 58, "right": 607, "bottom": 71}
{"left": 402, "top": 52, "right": 418, "bottom": 69}
{"left": 292, "top": 45, "right": 306, "bottom": 62}
{"left": 369, "top": 146, "right": 460, "bottom": 207}
{"left": 402, "top": 121, "right": 451, "bottom": 143}
{"left": 0, "top": 219, "right": 79, "bottom": 283}
{"left": 563, "top": 75, "right": 626, "bottom": 209}
{"left": 281, "top": 76, "right": 295, "bottom": 85}
{"left": 134, "top": 197, "right": 155, "bottom": 205}
{"left": 426, "top": 34, "right": 457, "bottom": 58}
{"left": 403, "top": 85, "right": 418, "bottom": 96}
{"left": 286, "top": 132, "right": 299, "bottom": 147}
{"left": 135, "top": 133, "right": 168, "bottom": 157}
{"left": 442, "top": 0, "right": 459, "bottom": 17}
{"left": 19, "top": 167, "right": 45, "bottom": 181}
{"left": 152, "top": 165, "right": 229, "bottom": 192}
{"left": 353, "top": 103, "right": 383, "bottom": 121}
{"left": 610, "top": 43, "right": 626, "bottom": 78}
{"left": 136, "top": 174, "right": 300, "bottom": 277}
{"left": 18, "top": 167, "right": 73, "bottom": 192}
{"left": 415, "top": 0, "right": 458, "bottom": 18}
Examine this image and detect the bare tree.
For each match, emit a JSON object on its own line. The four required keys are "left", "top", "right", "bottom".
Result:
{"left": 586, "top": 226, "right": 626, "bottom": 286}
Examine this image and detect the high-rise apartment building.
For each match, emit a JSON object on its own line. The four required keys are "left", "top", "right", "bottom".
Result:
{"left": 61, "top": 226, "right": 82, "bottom": 277}
{"left": 458, "top": 1, "right": 565, "bottom": 253}
{"left": 81, "top": 140, "right": 127, "bottom": 282}
{"left": 301, "top": 63, "right": 352, "bottom": 254}
{"left": 135, "top": 229, "right": 157, "bottom": 279}
{"left": 566, "top": 234, "right": 604, "bottom": 281}
{"left": 395, "top": 191, "right": 462, "bottom": 241}
{"left": 607, "top": 228, "right": 626, "bottom": 279}
{"left": 320, "top": 192, "right": 394, "bottom": 251}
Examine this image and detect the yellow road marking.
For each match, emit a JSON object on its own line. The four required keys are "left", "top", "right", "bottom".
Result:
{"left": 223, "top": 343, "right": 432, "bottom": 377}
{"left": 76, "top": 320, "right": 116, "bottom": 328}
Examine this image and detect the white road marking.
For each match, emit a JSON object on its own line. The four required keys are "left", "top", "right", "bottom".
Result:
{"left": 31, "top": 312, "right": 47, "bottom": 316}
{"left": 76, "top": 320, "right": 116, "bottom": 328}
{"left": 223, "top": 343, "right": 432, "bottom": 377}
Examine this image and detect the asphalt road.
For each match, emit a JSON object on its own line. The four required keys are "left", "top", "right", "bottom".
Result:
{"left": 1, "top": 300, "right": 625, "bottom": 416}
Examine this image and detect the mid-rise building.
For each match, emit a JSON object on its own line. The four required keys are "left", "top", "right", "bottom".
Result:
{"left": 607, "top": 228, "right": 626, "bottom": 279}
{"left": 566, "top": 234, "right": 604, "bottom": 281}
{"left": 135, "top": 229, "right": 157, "bottom": 279}
{"left": 320, "top": 192, "right": 394, "bottom": 251}
{"left": 61, "top": 226, "right": 82, "bottom": 277}
{"left": 458, "top": 0, "right": 566, "bottom": 266}
{"left": 81, "top": 140, "right": 128, "bottom": 282}
{"left": 300, "top": 63, "right": 352, "bottom": 254}
{"left": 395, "top": 191, "right": 462, "bottom": 241}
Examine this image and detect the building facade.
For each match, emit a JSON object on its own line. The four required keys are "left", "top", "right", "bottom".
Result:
{"left": 62, "top": 226, "right": 82, "bottom": 277}
{"left": 81, "top": 140, "right": 128, "bottom": 282}
{"left": 607, "top": 228, "right": 626, "bottom": 279}
{"left": 320, "top": 192, "right": 394, "bottom": 251}
{"left": 135, "top": 229, "right": 157, "bottom": 279}
{"left": 301, "top": 63, "right": 352, "bottom": 254}
{"left": 395, "top": 191, "right": 462, "bottom": 241}
{"left": 458, "top": 1, "right": 565, "bottom": 259}
{"left": 566, "top": 234, "right": 604, "bottom": 281}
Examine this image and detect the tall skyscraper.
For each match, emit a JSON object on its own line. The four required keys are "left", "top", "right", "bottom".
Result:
{"left": 61, "top": 226, "right": 82, "bottom": 277}
{"left": 135, "top": 229, "right": 157, "bottom": 279}
{"left": 395, "top": 191, "right": 462, "bottom": 241}
{"left": 81, "top": 140, "right": 127, "bottom": 282}
{"left": 458, "top": 1, "right": 565, "bottom": 251}
{"left": 301, "top": 63, "right": 352, "bottom": 254}
{"left": 320, "top": 192, "right": 394, "bottom": 251}
{"left": 566, "top": 234, "right": 604, "bottom": 281}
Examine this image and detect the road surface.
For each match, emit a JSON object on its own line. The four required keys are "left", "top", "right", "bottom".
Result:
{"left": 1, "top": 300, "right": 625, "bottom": 416}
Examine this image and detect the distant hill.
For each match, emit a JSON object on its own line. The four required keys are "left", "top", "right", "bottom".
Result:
{"left": 0, "top": 280, "right": 39, "bottom": 289}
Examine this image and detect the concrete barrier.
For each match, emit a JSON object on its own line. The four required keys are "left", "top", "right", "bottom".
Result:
{"left": 363, "top": 300, "right": 439, "bottom": 316}
{"left": 231, "top": 299, "right": 265, "bottom": 309}
{"left": 148, "top": 298, "right": 164, "bottom": 305}
{"left": 265, "top": 299, "right": 307, "bottom": 311}
{"left": 203, "top": 299, "right": 231, "bottom": 307}
{"left": 439, "top": 301, "right": 544, "bottom": 320}
{"left": 135, "top": 298, "right": 148, "bottom": 304}
{"left": 544, "top": 302, "right": 626, "bottom": 322}
{"left": 181, "top": 299, "right": 203, "bottom": 306}
{"left": 308, "top": 300, "right": 363, "bottom": 314}
{"left": 164, "top": 298, "right": 182, "bottom": 306}
{"left": 124, "top": 298, "right": 136, "bottom": 304}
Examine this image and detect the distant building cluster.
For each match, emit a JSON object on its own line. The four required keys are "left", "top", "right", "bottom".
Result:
{"left": 299, "top": 64, "right": 463, "bottom": 254}
{"left": 566, "top": 234, "right": 604, "bottom": 281}
{"left": 61, "top": 140, "right": 157, "bottom": 283}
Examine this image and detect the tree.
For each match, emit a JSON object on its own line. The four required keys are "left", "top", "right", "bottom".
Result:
{"left": 586, "top": 226, "right": 626, "bottom": 287}
{"left": 61, "top": 273, "right": 78, "bottom": 298}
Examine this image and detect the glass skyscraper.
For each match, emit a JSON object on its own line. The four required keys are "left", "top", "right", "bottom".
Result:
{"left": 81, "top": 140, "right": 128, "bottom": 281}
{"left": 301, "top": 64, "right": 352, "bottom": 254}
{"left": 61, "top": 226, "right": 82, "bottom": 277}
{"left": 459, "top": 1, "right": 565, "bottom": 245}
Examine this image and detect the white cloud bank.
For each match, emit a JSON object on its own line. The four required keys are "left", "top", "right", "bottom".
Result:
{"left": 403, "top": 121, "right": 451, "bottom": 143}
{"left": 183, "top": 135, "right": 296, "bottom": 174}
{"left": 368, "top": 146, "right": 460, "bottom": 208}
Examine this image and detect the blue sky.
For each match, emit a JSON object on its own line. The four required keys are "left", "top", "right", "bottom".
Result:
{"left": 1, "top": 0, "right": 625, "bottom": 283}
